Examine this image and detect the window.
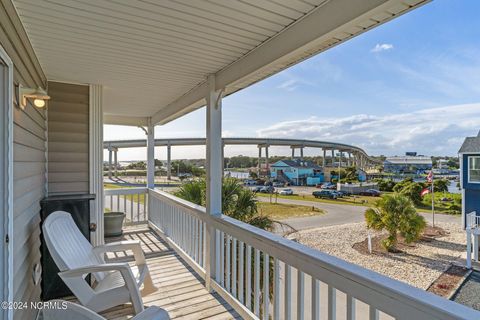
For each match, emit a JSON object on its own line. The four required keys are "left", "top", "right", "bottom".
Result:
{"left": 469, "top": 156, "right": 480, "bottom": 183}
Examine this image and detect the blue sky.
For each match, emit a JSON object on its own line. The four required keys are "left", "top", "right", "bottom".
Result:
{"left": 105, "top": 0, "right": 480, "bottom": 161}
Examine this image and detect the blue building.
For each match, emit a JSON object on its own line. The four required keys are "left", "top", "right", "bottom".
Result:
{"left": 459, "top": 131, "right": 480, "bottom": 228}
{"left": 270, "top": 159, "right": 323, "bottom": 186}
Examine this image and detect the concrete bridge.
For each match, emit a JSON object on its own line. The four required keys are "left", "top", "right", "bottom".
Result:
{"left": 103, "top": 137, "right": 380, "bottom": 179}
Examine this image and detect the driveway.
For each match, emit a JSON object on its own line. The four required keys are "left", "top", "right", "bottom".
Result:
{"left": 259, "top": 197, "right": 461, "bottom": 231}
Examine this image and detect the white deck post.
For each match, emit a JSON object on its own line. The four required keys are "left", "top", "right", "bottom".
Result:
{"left": 205, "top": 74, "right": 223, "bottom": 291}
{"left": 166, "top": 144, "right": 172, "bottom": 180}
{"left": 146, "top": 119, "right": 155, "bottom": 189}
{"left": 467, "top": 228, "right": 472, "bottom": 269}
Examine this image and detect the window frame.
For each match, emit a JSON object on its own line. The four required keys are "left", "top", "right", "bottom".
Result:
{"left": 468, "top": 155, "right": 480, "bottom": 184}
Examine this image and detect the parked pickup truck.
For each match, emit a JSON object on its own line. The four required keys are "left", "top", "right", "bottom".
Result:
{"left": 312, "top": 190, "right": 337, "bottom": 199}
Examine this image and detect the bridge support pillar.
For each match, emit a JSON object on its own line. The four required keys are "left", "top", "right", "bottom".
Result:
{"left": 265, "top": 145, "right": 269, "bottom": 177}
{"left": 258, "top": 146, "right": 262, "bottom": 175}
{"left": 291, "top": 146, "right": 295, "bottom": 159}
{"left": 147, "top": 119, "right": 155, "bottom": 189}
{"left": 348, "top": 152, "right": 351, "bottom": 167}
{"left": 108, "top": 147, "right": 113, "bottom": 179}
{"left": 113, "top": 148, "right": 118, "bottom": 178}
{"left": 323, "top": 149, "right": 326, "bottom": 168}
{"left": 167, "top": 144, "right": 171, "bottom": 180}
{"left": 331, "top": 149, "right": 335, "bottom": 166}
{"left": 300, "top": 147, "right": 304, "bottom": 160}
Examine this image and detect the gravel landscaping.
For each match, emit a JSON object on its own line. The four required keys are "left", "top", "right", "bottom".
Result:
{"left": 294, "top": 222, "right": 466, "bottom": 289}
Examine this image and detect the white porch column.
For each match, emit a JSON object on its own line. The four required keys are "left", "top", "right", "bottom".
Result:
{"left": 205, "top": 75, "right": 223, "bottom": 290}
{"left": 146, "top": 119, "right": 155, "bottom": 189}
{"left": 166, "top": 144, "right": 172, "bottom": 180}
{"left": 89, "top": 84, "right": 104, "bottom": 246}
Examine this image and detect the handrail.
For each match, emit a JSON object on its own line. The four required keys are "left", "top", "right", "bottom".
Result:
{"left": 148, "top": 189, "right": 479, "bottom": 319}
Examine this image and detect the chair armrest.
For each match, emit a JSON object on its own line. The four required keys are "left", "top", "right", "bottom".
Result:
{"left": 94, "top": 240, "right": 146, "bottom": 265}
{"left": 59, "top": 263, "right": 144, "bottom": 314}
{"left": 132, "top": 306, "right": 170, "bottom": 320}
{"left": 58, "top": 262, "right": 131, "bottom": 278}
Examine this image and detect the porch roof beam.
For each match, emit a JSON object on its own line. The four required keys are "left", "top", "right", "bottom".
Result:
{"left": 103, "top": 115, "right": 149, "bottom": 127}
{"left": 151, "top": 0, "right": 428, "bottom": 125}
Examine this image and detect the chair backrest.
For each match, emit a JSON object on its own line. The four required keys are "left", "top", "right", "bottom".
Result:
{"left": 41, "top": 300, "right": 105, "bottom": 320}
{"left": 42, "top": 211, "right": 105, "bottom": 275}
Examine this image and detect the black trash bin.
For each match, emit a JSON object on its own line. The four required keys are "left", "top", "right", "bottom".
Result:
{"left": 40, "top": 194, "right": 95, "bottom": 300}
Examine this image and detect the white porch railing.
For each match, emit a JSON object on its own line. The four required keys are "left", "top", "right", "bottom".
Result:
{"left": 467, "top": 211, "right": 479, "bottom": 229}
{"left": 148, "top": 189, "right": 479, "bottom": 320}
{"left": 104, "top": 187, "right": 148, "bottom": 225}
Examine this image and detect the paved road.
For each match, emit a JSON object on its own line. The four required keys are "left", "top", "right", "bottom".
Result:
{"left": 260, "top": 197, "right": 461, "bottom": 231}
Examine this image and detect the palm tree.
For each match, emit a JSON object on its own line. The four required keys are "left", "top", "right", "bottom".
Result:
{"left": 173, "top": 177, "right": 273, "bottom": 231}
{"left": 365, "top": 193, "right": 426, "bottom": 251}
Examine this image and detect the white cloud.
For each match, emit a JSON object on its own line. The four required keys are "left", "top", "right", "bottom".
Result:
{"left": 371, "top": 43, "right": 394, "bottom": 53}
{"left": 277, "top": 79, "right": 299, "bottom": 92}
{"left": 256, "top": 103, "right": 480, "bottom": 156}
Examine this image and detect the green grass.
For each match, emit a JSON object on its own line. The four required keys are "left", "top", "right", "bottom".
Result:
{"left": 257, "top": 191, "right": 462, "bottom": 215}
{"left": 257, "top": 202, "right": 324, "bottom": 220}
{"left": 256, "top": 192, "right": 377, "bottom": 207}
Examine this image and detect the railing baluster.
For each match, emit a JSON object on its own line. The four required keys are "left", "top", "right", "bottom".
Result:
{"left": 263, "top": 253, "right": 270, "bottom": 320}
{"left": 347, "top": 294, "right": 355, "bottom": 320}
{"left": 232, "top": 238, "right": 237, "bottom": 297}
{"left": 215, "top": 229, "right": 221, "bottom": 283}
{"left": 226, "top": 235, "right": 231, "bottom": 292}
{"left": 116, "top": 194, "right": 120, "bottom": 211}
{"left": 273, "top": 258, "right": 280, "bottom": 320}
{"left": 312, "top": 278, "right": 320, "bottom": 320}
{"left": 239, "top": 241, "right": 244, "bottom": 303}
{"left": 246, "top": 244, "right": 252, "bottom": 310}
{"left": 137, "top": 193, "right": 140, "bottom": 222}
{"left": 297, "top": 270, "right": 304, "bottom": 320}
{"left": 220, "top": 232, "right": 225, "bottom": 287}
{"left": 285, "top": 264, "right": 292, "bottom": 320}
{"left": 369, "top": 306, "right": 379, "bottom": 320}
{"left": 328, "top": 285, "right": 336, "bottom": 320}
{"left": 254, "top": 248, "right": 260, "bottom": 316}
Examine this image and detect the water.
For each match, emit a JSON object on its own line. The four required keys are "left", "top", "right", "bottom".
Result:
{"left": 448, "top": 180, "right": 461, "bottom": 194}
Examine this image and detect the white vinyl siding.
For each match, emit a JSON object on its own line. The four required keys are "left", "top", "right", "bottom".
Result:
{"left": 47, "top": 81, "right": 89, "bottom": 195}
{"left": 1, "top": 1, "right": 47, "bottom": 319}
{"left": 468, "top": 156, "right": 480, "bottom": 183}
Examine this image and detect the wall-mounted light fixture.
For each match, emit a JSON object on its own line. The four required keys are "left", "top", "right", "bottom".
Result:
{"left": 17, "top": 84, "right": 50, "bottom": 109}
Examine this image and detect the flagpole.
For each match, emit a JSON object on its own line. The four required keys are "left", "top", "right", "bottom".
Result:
{"left": 431, "top": 171, "right": 435, "bottom": 227}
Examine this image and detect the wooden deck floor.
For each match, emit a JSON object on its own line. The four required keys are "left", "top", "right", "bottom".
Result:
{"left": 101, "top": 227, "right": 241, "bottom": 320}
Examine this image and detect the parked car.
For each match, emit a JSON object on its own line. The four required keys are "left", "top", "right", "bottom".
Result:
{"left": 250, "top": 186, "right": 263, "bottom": 193}
{"left": 336, "top": 190, "right": 351, "bottom": 197}
{"left": 273, "top": 181, "right": 285, "bottom": 187}
{"left": 359, "top": 189, "right": 381, "bottom": 197}
{"left": 244, "top": 179, "right": 257, "bottom": 186}
{"left": 279, "top": 188, "right": 293, "bottom": 195}
{"left": 312, "top": 190, "right": 337, "bottom": 199}
{"left": 321, "top": 182, "right": 337, "bottom": 190}
{"left": 260, "top": 186, "right": 275, "bottom": 193}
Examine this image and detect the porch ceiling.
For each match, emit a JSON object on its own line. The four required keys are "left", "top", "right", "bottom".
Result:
{"left": 13, "top": 0, "right": 428, "bottom": 126}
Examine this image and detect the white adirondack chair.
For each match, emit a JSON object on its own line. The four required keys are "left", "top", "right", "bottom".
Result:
{"left": 42, "top": 211, "right": 156, "bottom": 314}
{"left": 40, "top": 300, "right": 169, "bottom": 320}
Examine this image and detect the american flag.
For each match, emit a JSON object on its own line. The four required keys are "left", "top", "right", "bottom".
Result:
{"left": 426, "top": 170, "right": 433, "bottom": 183}
{"left": 420, "top": 187, "right": 431, "bottom": 197}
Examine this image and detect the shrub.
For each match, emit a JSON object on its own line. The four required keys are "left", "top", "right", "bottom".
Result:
{"left": 365, "top": 193, "right": 426, "bottom": 251}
